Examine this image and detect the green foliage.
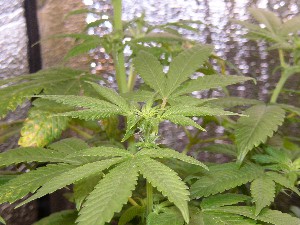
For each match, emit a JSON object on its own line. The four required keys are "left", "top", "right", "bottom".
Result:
{"left": 136, "top": 156, "right": 190, "bottom": 223}
{"left": 200, "top": 194, "right": 250, "bottom": 209}
{"left": 250, "top": 176, "right": 275, "bottom": 215}
{"left": 209, "top": 206, "right": 300, "bottom": 225}
{"left": 76, "top": 160, "right": 139, "bottom": 225}
{"left": 190, "top": 162, "right": 264, "bottom": 198}
{"left": 147, "top": 208, "right": 184, "bottom": 225}
{"left": 235, "top": 105, "right": 286, "bottom": 163}
{"left": 118, "top": 205, "right": 145, "bottom": 225}
{"left": 0, "top": 68, "right": 99, "bottom": 118}
{"left": 18, "top": 110, "right": 69, "bottom": 147}
{"left": 32, "top": 210, "right": 77, "bottom": 225}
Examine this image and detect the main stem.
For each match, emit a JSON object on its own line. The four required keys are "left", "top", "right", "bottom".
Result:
{"left": 112, "top": 0, "right": 128, "bottom": 93}
{"left": 270, "top": 49, "right": 288, "bottom": 103}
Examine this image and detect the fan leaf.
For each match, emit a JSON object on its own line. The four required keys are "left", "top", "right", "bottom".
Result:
{"left": 136, "top": 156, "right": 190, "bottom": 223}
{"left": 32, "top": 210, "right": 77, "bottom": 225}
{"left": 76, "top": 160, "right": 139, "bottom": 225}
{"left": 235, "top": 105, "right": 286, "bottom": 163}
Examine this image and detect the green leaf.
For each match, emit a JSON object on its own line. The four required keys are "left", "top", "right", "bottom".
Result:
{"left": 266, "top": 171, "right": 300, "bottom": 195}
{"left": 48, "top": 138, "right": 89, "bottom": 155}
{"left": 0, "top": 175, "right": 17, "bottom": 186}
{"left": 168, "top": 96, "right": 215, "bottom": 106}
{"left": 32, "top": 210, "right": 77, "bottom": 225}
{"left": 279, "top": 15, "right": 300, "bottom": 35}
{"left": 0, "top": 216, "right": 5, "bottom": 225}
{"left": 163, "top": 106, "right": 241, "bottom": 117}
{"left": 190, "top": 208, "right": 259, "bottom": 225}
{"left": 64, "top": 36, "right": 102, "bottom": 60}
{"left": 209, "top": 97, "right": 262, "bottom": 108}
{"left": 165, "top": 45, "right": 213, "bottom": 96}
{"left": 200, "top": 194, "right": 250, "bottom": 210}
{"left": 210, "top": 206, "right": 300, "bottom": 225}
{"left": 36, "top": 95, "right": 120, "bottom": 111}
{"left": 133, "top": 51, "right": 167, "bottom": 96}
{"left": 147, "top": 208, "right": 184, "bottom": 225}
{"left": 136, "top": 156, "right": 190, "bottom": 223}
{"left": 86, "top": 81, "right": 130, "bottom": 111}
{"left": 56, "top": 109, "right": 121, "bottom": 120}
{"left": 122, "top": 114, "right": 140, "bottom": 142}
{"left": 235, "top": 105, "right": 286, "bottom": 163}
{"left": 0, "top": 147, "right": 77, "bottom": 168}
{"left": 200, "top": 144, "right": 237, "bottom": 157}
{"left": 18, "top": 110, "right": 69, "bottom": 147}
{"left": 249, "top": 8, "right": 282, "bottom": 34}
{"left": 162, "top": 114, "right": 206, "bottom": 131}
{"left": 66, "top": 146, "right": 132, "bottom": 160}
{"left": 279, "top": 104, "right": 300, "bottom": 116}
{"left": 0, "top": 164, "right": 76, "bottom": 204}
{"left": 136, "top": 147, "right": 208, "bottom": 169}
{"left": 251, "top": 176, "right": 275, "bottom": 215}
{"left": 18, "top": 158, "right": 125, "bottom": 207}
{"left": 118, "top": 205, "right": 145, "bottom": 225}
{"left": 74, "top": 173, "right": 102, "bottom": 210}
{"left": 171, "top": 75, "right": 255, "bottom": 96}
{"left": 76, "top": 160, "right": 139, "bottom": 225}
{"left": 190, "top": 162, "right": 263, "bottom": 198}
{"left": 0, "top": 68, "right": 99, "bottom": 118}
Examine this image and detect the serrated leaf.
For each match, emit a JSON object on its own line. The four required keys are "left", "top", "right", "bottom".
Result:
{"left": 162, "top": 114, "right": 205, "bottom": 131}
{"left": 249, "top": 8, "right": 281, "bottom": 34}
{"left": 163, "top": 106, "right": 241, "bottom": 117}
{"left": 136, "top": 147, "right": 208, "bottom": 169}
{"left": 56, "top": 109, "right": 121, "bottom": 120}
{"left": 0, "top": 147, "right": 77, "bottom": 168}
{"left": 66, "top": 146, "right": 132, "bottom": 160}
{"left": 65, "top": 36, "right": 102, "bottom": 60}
{"left": 76, "top": 160, "right": 139, "bottom": 225}
{"left": 32, "top": 210, "right": 77, "bottom": 225}
{"left": 118, "top": 205, "right": 145, "bottom": 225}
{"left": 36, "top": 95, "right": 120, "bottom": 110}
{"left": 235, "top": 105, "right": 286, "bottom": 163}
{"left": 168, "top": 96, "right": 215, "bottom": 106}
{"left": 136, "top": 156, "right": 190, "bottom": 223}
{"left": 18, "top": 158, "right": 125, "bottom": 207}
{"left": 0, "top": 164, "right": 76, "bottom": 204}
{"left": 171, "top": 75, "right": 255, "bottom": 96}
{"left": 279, "top": 104, "right": 300, "bottom": 116}
{"left": 266, "top": 171, "right": 300, "bottom": 195}
{"left": 18, "top": 110, "right": 69, "bottom": 147}
{"left": 200, "top": 194, "right": 250, "bottom": 210}
{"left": 48, "top": 138, "right": 89, "bottom": 154}
{"left": 209, "top": 97, "right": 262, "bottom": 108}
{"left": 74, "top": 173, "right": 102, "bottom": 210}
{"left": 86, "top": 81, "right": 130, "bottom": 111}
{"left": 0, "top": 175, "right": 17, "bottom": 186}
{"left": 122, "top": 114, "right": 140, "bottom": 142}
{"left": 165, "top": 45, "right": 213, "bottom": 96}
{"left": 190, "top": 208, "right": 259, "bottom": 225}
{"left": 200, "top": 144, "right": 237, "bottom": 157}
{"left": 190, "top": 162, "right": 263, "bottom": 199}
{"left": 210, "top": 206, "right": 300, "bottom": 225}
{"left": 251, "top": 176, "right": 275, "bottom": 215}
{"left": 0, "top": 68, "right": 99, "bottom": 118}
{"left": 147, "top": 208, "right": 184, "bottom": 225}
{"left": 133, "top": 51, "right": 167, "bottom": 96}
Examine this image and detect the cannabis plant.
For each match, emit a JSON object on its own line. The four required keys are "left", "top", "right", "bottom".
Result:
{"left": 0, "top": 3, "right": 300, "bottom": 225}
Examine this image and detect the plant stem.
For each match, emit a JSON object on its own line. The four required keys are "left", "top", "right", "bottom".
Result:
{"left": 270, "top": 49, "right": 288, "bottom": 103}
{"left": 69, "top": 125, "right": 93, "bottom": 139}
{"left": 128, "top": 197, "right": 139, "bottom": 206}
{"left": 127, "top": 64, "right": 137, "bottom": 91}
{"left": 112, "top": 0, "right": 128, "bottom": 93}
{"left": 146, "top": 181, "right": 153, "bottom": 215}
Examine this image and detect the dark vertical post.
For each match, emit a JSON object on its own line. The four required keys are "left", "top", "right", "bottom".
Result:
{"left": 24, "top": 0, "right": 42, "bottom": 73}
